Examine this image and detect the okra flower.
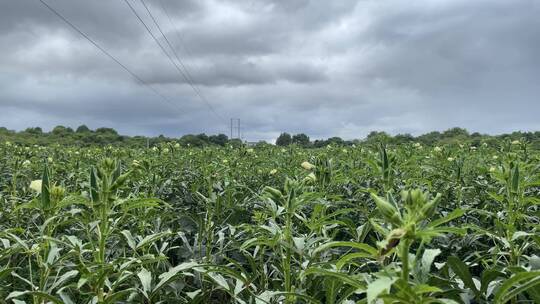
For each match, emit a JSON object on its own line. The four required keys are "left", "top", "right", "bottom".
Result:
{"left": 301, "top": 161, "right": 315, "bottom": 170}
{"left": 30, "top": 180, "right": 42, "bottom": 193}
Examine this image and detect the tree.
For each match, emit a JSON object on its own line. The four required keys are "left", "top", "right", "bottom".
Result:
{"left": 179, "top": 134, "right": 205, "bottom": 147}
{"left": 326, "top": 137, "right": 344, "bottom": 146}
{"left": 51, "top": 125, "right": 73, "bottom": 136}
{"left": 195, "top": 133, "right": 209, "bottom": 143}
{"left": 228, "top": 138, "right": 243, "bottom": 147}
{"left": 292, "top": 133, "right": 310, "bottom": 146}
{"left": 275, "top": 133, "right": 292, "bottom": 146}
{"left": 442, "top": 127, "right": 469, "bottom": 138}
{"left": 95, "top": 127, "right": 118, "bottom": 135}
{"left": 394, "top": 133, "right": 414, "bottom": 144}
{"left": 366, "top": 131, "right": 391, "bottom": 143}
{"left": 417, "top": 131, "right": 441, "bottom": 145}
{"left": 209, "top": 134, "right": 228, "bottom": 146}
{"left": 24, "top": 127, "right": 43, "bottom": 134}
{"left": 76, "top": 125, "right": 91, "bottom": 133}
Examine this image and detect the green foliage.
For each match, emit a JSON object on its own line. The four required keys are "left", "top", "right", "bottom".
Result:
{"left": 276, "top": 132, "right": 292, "bottom": 146}
{"left": 292, "top": 133, "right": 310, "bottom": 146}
{"left": 0, "top": 135, "right": 538, "bottom": 303}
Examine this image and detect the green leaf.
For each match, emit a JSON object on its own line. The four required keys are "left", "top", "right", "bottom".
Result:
{"left": 480, "top": 269, "right": 504, "bottom": 296}
{"left": 529, "top": 255, "right": 540, "bottom": 270}
{"left": 447, "top": 256, "right": 480, "bottom": 297}
{"left": 153, "top": 261, "right": 199, "bottom": 293}
{"left": 414, "top": 284, "right": 442, "bottom": 295}
{"left": 510, "top": 231, "right": 531, "bottom": 241}
{"left": 0, "top": 267, "right": 14, "bottom": 280}
{"left": 137, "top": 268, "right": 152, "bottom": 293}
{"left": 367, "top": 276, "right": 397, "bottom": 304}
{"left": 136, "top": 231, "right": 171, "bottom": 250}
{"left": 120, "top": 230, "right": 136, "bottom": 251}
{"left": 57, "top": 195, "right": 89, "bottom": 208}
{"left": 206, "top": 272, "right": 230, "bottom": 290}
{"left": 119, "top": 198, "right": 166, "bottom": 212}
{"left": 90, "top": 167, "right": 99, "bottom": 203}
{"left": 7, "top": 291, "right": 64, "bottom": 304}
{"left": 336, "top": 252, "right": 374, "bottom": 270}
{"left": 303, "top": 268, "right": 365, "bottom": 290}
{"left": 312, "top": 241, "right": 378, "bottom": 256}
{"left": 103, "top": 288, "right": 136, "bottom": 304}
{"left": 49, "top": 270, "right": 78, "bottom": 292}
{"left": 41, "top": 164, "right": 51, "bottom": 210}
{"left": 418, "top": 248, "right": 441, "bottom": 283}
{"left": 427, "top": 209, "right": 464, "bottom": 228}
{"left": 494, "top": 271, "right": 540, "bottom": 304}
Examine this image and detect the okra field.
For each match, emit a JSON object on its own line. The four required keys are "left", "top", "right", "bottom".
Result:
{"left": 1, "top": 140, "right": 539, "bottom": 304}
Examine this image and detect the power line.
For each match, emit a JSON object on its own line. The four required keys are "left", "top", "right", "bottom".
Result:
{"left": 138, "top": 0, "right": 227, "bottom": 124}
{"left": 37, "top": 0, "right": 183, "bottom": 113}
{"left": 154, "top": 0, "right": 253, "bottom": 139}
{"left": 123, "top": 0, "right": 226, "bottom": 124}
{"left": 140, "top": 0, "right": 201, "bottom": 97}
{"left": 156, "top": 0, "right": 197, "bottom": 75}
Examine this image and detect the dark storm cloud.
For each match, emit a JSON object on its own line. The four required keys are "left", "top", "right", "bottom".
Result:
{"left": 1, "top": 0, "right": 539, "bottom": 142}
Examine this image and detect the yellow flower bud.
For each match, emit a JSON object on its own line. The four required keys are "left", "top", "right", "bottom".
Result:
{"left": 301, "top": 161, "right": 315, "bottom": 170}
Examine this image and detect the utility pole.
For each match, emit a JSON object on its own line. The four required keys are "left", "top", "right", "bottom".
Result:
{"left": 237, "top": 118, "right": 241, "bottom": 140}
{"left": 230, "top": 118, "right": 233, "bottom": 139}
{"left": 230, "top": 118, "right": 240, "bottom": 140}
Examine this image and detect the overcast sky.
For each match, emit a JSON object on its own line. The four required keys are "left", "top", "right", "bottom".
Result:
{"left": 1, "top": 0, "right": 539, "bottom": 142}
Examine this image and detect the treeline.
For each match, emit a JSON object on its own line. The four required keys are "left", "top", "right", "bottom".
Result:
{"left": 275, "top": 127, "right": 540, "bottom": 148}
{"left": 0, "top": 125, "right": 238, "bottom": 148}
{"left": 1, "top": 125, "right": 539, "bottom": 148}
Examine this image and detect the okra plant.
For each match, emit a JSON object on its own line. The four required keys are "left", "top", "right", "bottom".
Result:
{"left": 0, "top": 140, "right": 539, "bottom": 303}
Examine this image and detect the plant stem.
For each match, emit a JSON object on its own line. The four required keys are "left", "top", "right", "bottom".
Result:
{"left": 283, "top": 209, "right": 293, "bottom": 304}
{"left": 400, "top": 238, "right": 411, "bottom": 283}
